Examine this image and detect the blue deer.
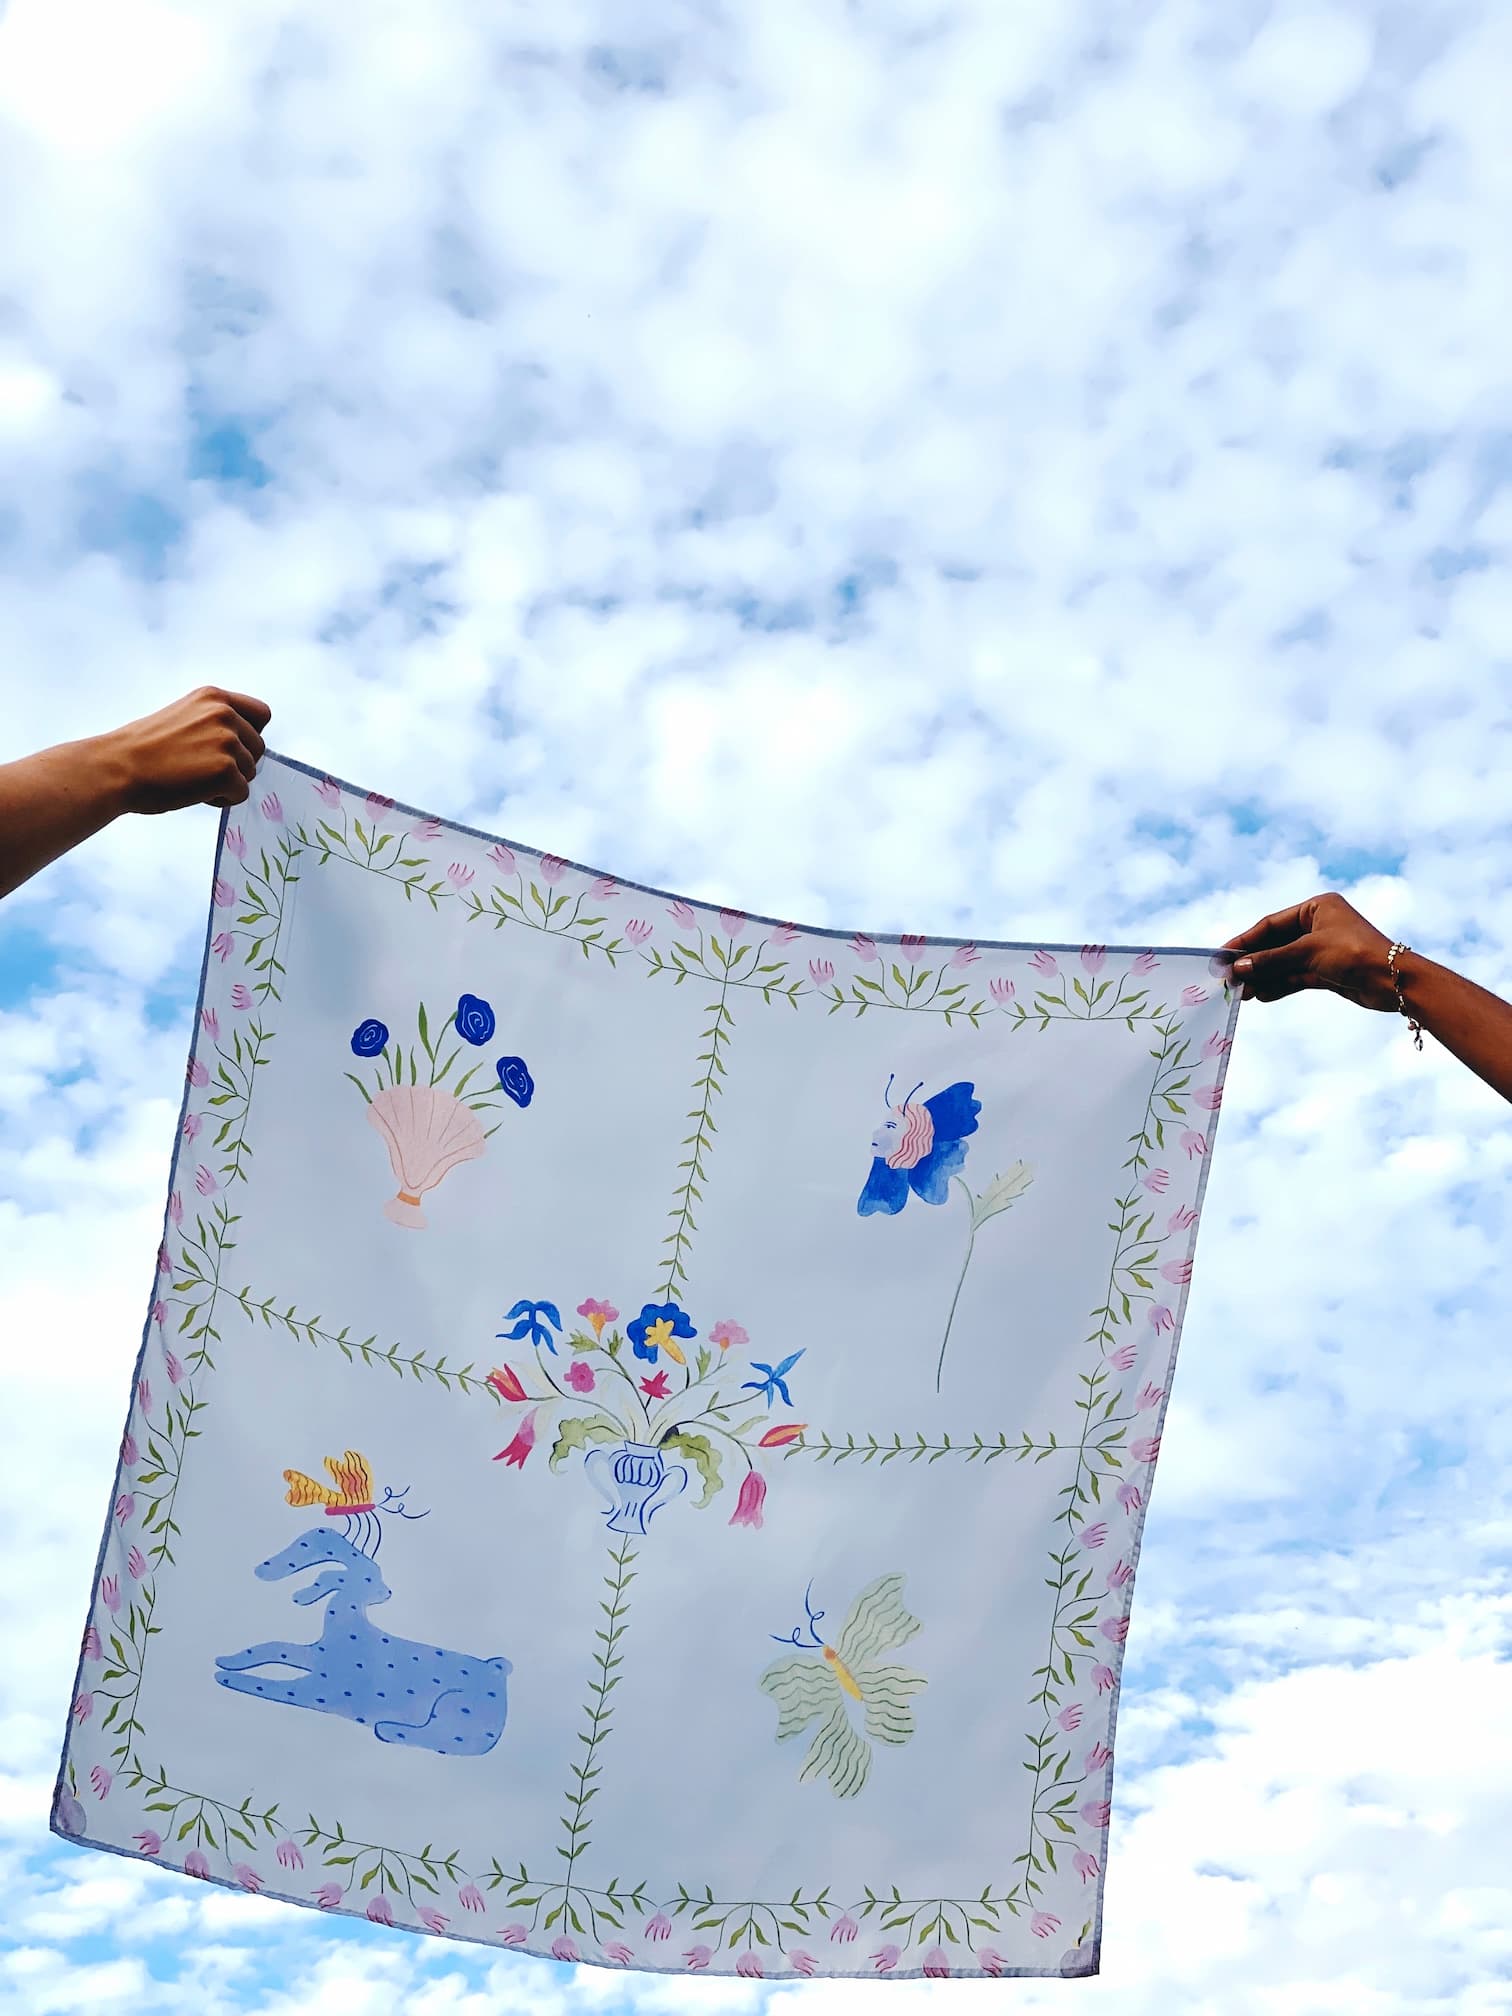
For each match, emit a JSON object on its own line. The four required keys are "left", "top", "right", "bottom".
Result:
{"left": 214, "top": 1528, "right": 510, "bottom": 1756}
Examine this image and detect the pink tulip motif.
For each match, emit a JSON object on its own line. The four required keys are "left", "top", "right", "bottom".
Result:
{"left": 167, "top": 1190, "right": 184, "bottom": 1226}
{"left": 184, "top": 1849, "right": 210, "bottom": 1879}
{"left": 980, "top": 1950, "right": 1006, "bottom": 1977}
{"left": 150, "top": 1299, "right": 168, "bottom": 1326}
{"left": 275, "top": 1838, "right": 303, "bottom": 1870}
{"left": 1195, "top": 1083, "right": 1223, "bottom": 1111}
{"left": 851, "top": 933, "right": 878, "bottom": 962}
{"left": 719, "top": 908, "right": 746, "bottom": 938}
{"left": 922, "top": 1946, "right": 950, "bottom": 1976}
{"left": 950, "top": 942, "right": 980, "bottom": 968}
{"left": 499, "top": 1924, "right": 527, "bottom": 1947}
{"left": 1086, "top": 1741, "right": 1113, "bottom": 1772}
{"left": 1074, "top": 1850, "right": 1100, "bottom": 1884}
{"left": 668, "top": 898, "right": 696, "bottom": 929}
{"left": 603, "top": 1941, "right": 633, "bottom": 1965}
{"left": 1148, "top": 1304, "right": 1175, "bottom": 1335}
{"left": 735, "top": 1952, "right": 763, "bottom": 1978}
{"left": 259, "top": 792, "right": 283, "bottom": 824}
{"left": 458, "top": 1881, "right": 485, "bottom": 1913}
{"left": 625, "top": 919, "right": 652, "bottom": 946}
{"left": 1080, "top": 1521, "right": 1107, "bottom": 1550}
{"left": 487, "top": 842, "right": 515, "bottom": 874}
{"left": 645, "top": 1910, "right": 672, "bottom": 1941}
{"left": 315, "top": 776, "right": 342, "bottom": 806}
{"left": 212, "top": 879, "right": 235, "bottom": 910}
{"left": 1203, "top": 1030, "right": 1231, "bottom": 1059}
{"left": 234, "top": 1863, "right": 263, "bottom": 1893}
{"left": 550, "top": 1934, "right": 579, "bottom": 1962}
{"left": 1167, "top": 1204, "right": 1198, "bottom": 1233}
{"left": 1142, "top": 1168, "right": 1170, "bottom": 1195}
{"left": 412, "top": 817, "right": 442, "bottom": 842}
{"left": 101, "top": 1575, "right": 121, "bottom": 1614}
{"left": 1181, "top": 984, "right": 1207, "bottom": 1007}
{"left": 200, "top": 1005, "right": 219, "bottom": 1040}
{"left": 790, "top": 1950, "right": 816, "bottom": 1976}
{"left": 211, "top": 932, "right": 233, "bottom": 963}
{"left": 773, "top": 922, "right": 799, "bottom": 945}
{"left": 1108, "top": 1341, "right": 1136, "bottom": 1370}
{"left": 71, "top": 1690, "right": 93, "bottom": 1725}
{"left": 830, "top": 1913, "right": 858, "bottom": 1944}
{"left": 446, "top": 862, "right": 474, "bottom": 891}
{"left": 1081, "top": 1798, "right": 1112, "bottom": 1827}
{"left": 231, "top": 983, "right": 252, "bottom": 1011}
{"left": 1092, "top": 1665, "right": 1115, "bottom": 1695}
{"left": 364, "top": 792, "right": 395, "bottom": 819}
{"left": 127, "top": 1546, "right": 147, "bottom": 1580}
{"left": 366, "top": 1895, "right": 395, "bottom": 1926}
{"left": 1132, "top": 950, "right": 1159, "bottom": 974}
{"left": 1160, "top": 1259, "right": 1192, "bottom": 1286}
{"left": 115, "top": 1493, "right": 135, "bottom": 1526}
{"left": 1031, "top": 1911, "right": 1061, "bottom": 1940}
{"left": 729, "top": 1471, "right": 766, "bottom": 1528}
{"left": 1030, "top": 948, "right": 1058, "bottom": 976}
{"left": 82, "top": 1626, "right": 102, "bottom": 1661}
{"left": 1131, "top": 1435, "right": 1161, "bottom": 1463}
{"left": 1057, "top": 1702, "right": 1083, "bottom": 1732}
{"left": 195, "top": 1164, "right": 217, "bottom": 1197}
{"left": 540, "top": 855, "right": 566, "bottom": 885}
{"left": 185, "top": 1073, "right": 208, "bottom": 1102}
{"left": 1117, "top": 1480, "right": 1143, "bottom": 1515}
{"left": 1180, "top": 1129, "right": 1208, "bottom": 1159}
{"left": 89, "top": 1765, "right": 112, "bottom": 1799}
{"left": 900, "top": 934, "right": 926, "bottom": 957}
{"left": 225, "top": 827, "right": 246, "bottom": 861}
{"left": 581, "top": 874, "right": 613, "bottom": 900}
{"left": 990, "top": 976, "right": 1015, "bottom": 1004}
{"left": 1107, "top": 1558, "right": 1134, "bottom": 1591}
{"left": 315, "top": 1882, "right": 343, "bottom": 1909}
{"left": 684, "top": 1945, "right": 712, "bottom": 1971}
{"left": 419, "top": 1907, "right": 449, "bottom": 1934}
{"left": 121, "top": 1430, "right": 138, "bottom": 1466}
{"left": 809, "top": 958, "right": 834, "bottom": 984}
{"left": 1100, "top": 1616, "right": 1130, "bottom": 1645}
{"left": 134, "top": 1829, "right": 163, "bottom": 1856}
{"left": 1080, "top": 945, "right": 1105, "bottom": 974}
{"left": 1136, "top": 1382, "right": 1163, "bottom": 1411}
{"left": 871, "top": 1945, "right": 901, "bottom": 1974}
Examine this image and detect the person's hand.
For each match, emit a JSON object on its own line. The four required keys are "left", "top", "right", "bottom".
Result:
{"left": 1223, "top": 892, "right": 1397, "bottom": 1011}
{"left": 103, "top": 687, "right": 272, "bottom": 814}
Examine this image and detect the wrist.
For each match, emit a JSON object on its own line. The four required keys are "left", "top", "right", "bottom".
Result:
{"left": 71, "top": 729, "right": 139, "bottom": 820}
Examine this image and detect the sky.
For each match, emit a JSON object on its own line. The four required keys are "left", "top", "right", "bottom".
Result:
{"left": 1, "top": 0, "right": 1511, "bottom": 2010}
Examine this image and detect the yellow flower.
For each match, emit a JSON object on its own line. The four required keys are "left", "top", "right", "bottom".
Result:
{"left": 645, "top": 1317, "right": 686, "bottom": 1365}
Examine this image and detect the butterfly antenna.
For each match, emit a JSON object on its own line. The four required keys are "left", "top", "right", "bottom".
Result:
{"left": 883, "top": 1073, "right": 895, "bottom": 1108}
{"left": 904, "top": 1079, "right": 925, "bottom": 1109}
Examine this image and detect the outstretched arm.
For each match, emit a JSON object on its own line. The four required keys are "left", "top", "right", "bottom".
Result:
{"left": 1224, "top": 892, "right": 1512, "bottom": 1106}
{"left": 0, "top": 687, "right": 271, "bottom": 902}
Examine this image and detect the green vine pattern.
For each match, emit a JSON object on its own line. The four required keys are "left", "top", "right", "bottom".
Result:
{"left": 223, "top": 1284, "right": 499, "bottom": 1396}
{"left": 659, "top": 987, "right": 733, "bottom": 1300}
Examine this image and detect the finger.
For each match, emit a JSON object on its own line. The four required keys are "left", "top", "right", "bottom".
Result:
{"left": 208, "top": 773, "right": 251, "bottom": 808}
{"left": 227, "top": 736, "right": 258, "bottom": 784}
{"left": 1222, "top": 903, "right": 1309, "bottom": 955}
{"left": 222, "top": 690, "right": 273, "bottom": 734}
{"left": 1233, "top": 939, "right": 1313, "bottom": 1002}
{"left": 229, "top": 710, "right": 266, "bottom": 769}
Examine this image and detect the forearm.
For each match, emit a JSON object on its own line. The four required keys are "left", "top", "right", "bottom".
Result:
{"left": 0, "top": 734, "right": 132, "bottom": 901}
{"left": 1396, "top": 949, "right": 1512, "bottom": 1105}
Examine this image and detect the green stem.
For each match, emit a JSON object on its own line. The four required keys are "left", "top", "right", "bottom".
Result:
{"left": 935, "top": 1180, "right": 977, "bottom": 1393}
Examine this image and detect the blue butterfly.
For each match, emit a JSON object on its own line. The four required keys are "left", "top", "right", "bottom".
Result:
{"left": 741, "top": 1352, "right": 804, "bottom": 1407}
{"left": 857, "top": 1076, "right": 981, "bottom": 1216}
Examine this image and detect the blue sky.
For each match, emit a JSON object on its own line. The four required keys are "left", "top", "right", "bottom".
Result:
{"left": 2, "top": 0, "right": 1512, "bottom": 2010}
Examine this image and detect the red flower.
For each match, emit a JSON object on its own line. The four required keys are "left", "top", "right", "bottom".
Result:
{"left": 758, "top": 1422, "right": 805, "bottom": 1448}
{"left": 487, "top": 1364, "right": 527, "bottom": 1404}
{"left": 729, "top": 1471, "right": 766, "bottom": 1528}
{"left": 640, "top": 1370, "right": 671, "bottom": 1401}
{"left": 494, "top": 1408, "right": 538, "bottom": 1468}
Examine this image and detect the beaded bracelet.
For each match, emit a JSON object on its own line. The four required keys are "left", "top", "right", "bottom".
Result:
{"left": 1387, "top": 942, "right": 1424, "bottom": 1051}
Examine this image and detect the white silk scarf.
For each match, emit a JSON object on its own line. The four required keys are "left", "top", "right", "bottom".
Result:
{"left": 54, "top": 752, "right": 1240, "bottom": 1981}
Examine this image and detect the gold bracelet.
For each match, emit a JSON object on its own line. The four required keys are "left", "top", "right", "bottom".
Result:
{"left": 1387, "top": 942, "right": 1424, "bottom": 1051}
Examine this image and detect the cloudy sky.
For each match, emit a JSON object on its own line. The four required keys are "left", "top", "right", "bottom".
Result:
{"left": 2, "top": 0, "right": 1511, "bottom": 2010}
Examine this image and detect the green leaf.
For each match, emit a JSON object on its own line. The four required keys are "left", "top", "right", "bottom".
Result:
{"left": 566, "top": 1330, "right": 598, "bottom": 1354}
{"left": 971, "top": 1160, "right": 1035, "bottom": 1228}
{"left": 548, "top": 1414, "right": 623, "bottom": 1472}
{"left": 659, "top": 1430, "right": 723, "bottom": 1508}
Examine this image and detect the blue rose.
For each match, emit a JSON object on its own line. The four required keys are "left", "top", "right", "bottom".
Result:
{"left": 456, "top": 993, "right": 496, "bottom": 1046}
{"left": 497, "top": 1056, "right": 534, "bottom": 1109}
{"left": 350, "top": 1018, "right": 389, "bottom": 1058}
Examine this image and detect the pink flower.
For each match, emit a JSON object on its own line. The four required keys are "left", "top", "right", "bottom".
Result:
{"left": 729, "top": 1470, "right": 766, "bottom": 1528}
{"left": 494, "top": 1409, "right": 538, "bottom": 1469}
{"left": 364, "top": 793, "right": 394, "bottom": 820}
{"left": 458, "top": 1881, "right": 485, "bottom": 1912}
{"left": 72, "top": 1690, "right": 93, "bottom": 1724}
{"left": 773, "top": 922, "right": 799, "bottom": 945}
{"left": 1133, "top": 950, "right": 1159, "bottom": 974}
{"left": 1167, "top": 1204, "right": 1198, "bottom": 1233}
{"left": 128, "top": 1546, "right": 147, "bottom": 1580}
{"left": 1148, "top": 1304, "right": 1175, "bottom": 1335}
{"left": 990, "top": 976, "right": 1016, "bottom": 1004}
{"left": 225, "top": 827, "right": 246, "bottom": 861}
{"left": 1195, "top": 1083, "right": 1223, "bottom": 1112}
{"left": 1081, "top": 1798, "right": 1112, "bottom": 1827}
{"left": 315, "top": 776, "right": 342, "bottom": 806}
{"left": 446, "top": 862, "right": 475, "bottom": 891}
{"left": 184, "top": 1849, "right": 210, "bottom": 1879}
{"left": 575, "top": 1299, "right": 618, "bottom": 1337}
{"left": 1107, "top": 1558, "right": 1134, "bottom": 1590}
{"left": 150, "top": 1300, "right": 168, "bottom": 1326}
{"left": 951, "top": 942, "right": 980, "bottom": 968}
{"left": 500, "top": 1924, "right": 527, "bottom": 1946}
{"left": 89, "top": 1765, "right": 112, "bottom": 1799}
{"left": 231, "top": 982, "right": 252, "bottom": 1011}
{"left": 900, "top": 934, "right": 926, "bottom": 958}
{"left": 1203, "top": 1030, "right": 1232, "bottom": 1060}
{"left": 1086, "top": 1741, "right": 1113, "bottom": 1771}
{"left": 626, "top": 919, "right": 652, "bottom": 946}
{"left": 82, "top": 1626, "right": 102, "bottom": 1661}
{"left": 830, "top": 1914, "right": 858, "bottom": 1944}
{"left": 710, "top": 1319, "right": 748, "bottom": 1353}
{"left": 187, "top": 1060, "right": 209, "bottom": 1089}
{"left": 668, "top": 898, "right": 697, "bottom": 929}
{"left": 736, "top": 1952, "right": 763, "bottom": 1978}
{"left": 115, "top": 1493, "right": 135, "bottom": 1526}
{"left": 134, "top": 1829, "right": 162, "bottom": 1855}
{"left": 1160, "top": 1259, "right": 1192, "bottom": 1286}
{"left": 1137, "top": 1382, "right": 1163, "bottom": 1411}
{"left": 234, "top": 1863, "right": 263, "bottom": 1893}
{"left": 1030, "top": 948, "right": 1058, "bottom": 975}
{"left": 590, "top": 875, "right": 617, "bottom": 899}
{"left": 809, "top": 958, "right": 834, "bottom": 984}
{"left": 645, "top": 1911, "right": 672, "bottom": 1941}
{"left": 1092, "top": 1666, "right": 1115, "bottom": 1695}
{"left": 1117, "top": 1480, "right": 1144, "bottom": 1514}
{"left": 212, "top": 879, "right": 235, "bottom": 909}
{"left": 367, "top": 1895, "right": 395, "bottom": 1926}
{"left": 759, "top": 1423, "right": 806, "bottom": 1449}
{"left": 719, "top": 908, "right": 746, "bottom": 938}
{"left": 923, "top": 1946, "right": 949, "bottom": 1976}
{"left": 1080, "top": 1522, "right": 1107, "bottom": 1550}
{"left": 604, "top": 1941, "right": 633, "bottom": 1964}
{"left": 565, "top": 1361, "right": 596, "bottom": 1394}
{"left": 791, "top": 1950, "right": 816, "bottom": 1976}
{"left": 1131, "top": 1435, "right": 1161, "bottom": 1463}
{"left": 315, "top": 1882, "right": 343, "bottom": 1909}
{"left": 550, "top": 1934, "right": 579, "bottom": 1962}
{"left": 167, "top": 1190, "right": 184, "bottom": 1226}
{"left": 420, "top": 1907, "right": 449, "bottom": 1934}
{"left": 259, "top": 792, "right": 283, "bottom": 824}
{"left": 211, "top": 932, "right": 234, "bottom": 963}
{"left": 1074, "top": 1849, "right": 1100, "bottom": 1883}
{"left": 200, "top": 1006, "right": 219, "bottom": 1041}
{"left": 980, "top": 1950, "right": 1006, "bottom": 1977}
{"left": 685, "top": 1945, "right": 712, "bottom": 1971}
{"left": 1080, "top": 945, "right": 1106, "bottom": 974}
{"left": 1031, "top": 1911, "right": 1060, "bottom": 1940}
{"left": 165, "top": 1350, "right": 184, "bottom": 1386}
{"left": 412, "top": 817, "right": 442, "bottom": 841}
{"left": 487, "top": 842, "right": 515, "bottom": 874}
{"left": 1181, "top": 984, "right": 1207, "bottom": 1007}
{"left": 1109, "top": 1341, "right": 1136, "bottom": 1370}
{"left": 1141, "top": 1168, "right": 1170, "bottom": 1195}
{"left": 851, "top": 932, "right": 878, "bottom": 962}
{"left": 486, "top": 1363, "right": 527, "bottom": 1405}
{"left": 1100, "top": 1616, "right": 1130, "bottom": 1644}
{"left": 273, "top": 1837, "right": 303, "bottom": 1869}
{"left": 138, "top": 1377, "right": 152, "bottom": 1411}
{"left": 1057, "top": 1702, "right": 1083, "bottom": 1732}
{"left": 101, "top": 1575, "right": 121, "bottom": 1614}
{"left": 195, "top": 1164, "right": 217, "bottom": 1197}
{"left": 1180, "top": 1129, "right": 1208, "bottom": 1159}
{"left": 121, "top": 1430, "right": 139, "bottom": 1466}
{"left": 872, "top": 1945, "right": 901, "bottom": 1974}
{"left": 540, "top": 855, "right": 566, "bottom": 885}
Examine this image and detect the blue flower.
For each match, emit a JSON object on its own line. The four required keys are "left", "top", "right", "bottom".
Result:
{"left": 456, "top": 993, "right": 496, "bottom": 1046}
{"left": 350, "top": 1018, "right": 389, "bottom": 1058}
{"left": 858, "top": 1078, "right": 981, "bottom": 1216}
{"left": 741, "top": 1351, "right": 803, "bottom": 1407}
{"left": 496, "top": 1056, "right": 534, "bottom": 1108}
{"left": 627, "top": 1302, "right": 696, "bottom": 1365}
{"left": 497, "top": 1299, "right": 562, "bottom": 1353}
